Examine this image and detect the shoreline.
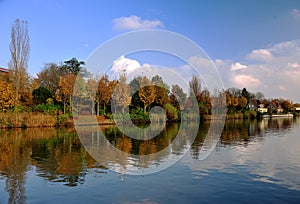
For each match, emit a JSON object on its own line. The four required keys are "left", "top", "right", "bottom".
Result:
{"left": 0, "top": 113, "right": 298, "bottom": 129}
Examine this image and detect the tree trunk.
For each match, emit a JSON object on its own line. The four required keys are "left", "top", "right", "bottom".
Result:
{"left": 69, "top": 95, "right": 72, "bottom": 113}
{"left": 91, "top": 100, "right": 94, "bottom": 115}
{"left": 63, "top": 101, "right": 66, "bottom": 114}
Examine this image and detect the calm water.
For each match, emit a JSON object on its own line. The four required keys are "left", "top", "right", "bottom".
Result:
{"left": 0, "top": 118, "right": 300, "bottom": 203}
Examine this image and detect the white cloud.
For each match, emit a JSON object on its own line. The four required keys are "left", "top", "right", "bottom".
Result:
{"left": 269, "top": 40, "right": 300, "bottom": 55}
{"left": 288, "top": 62, "right": 300, "bottom": 68}
{"left": 231, "top": 74, "right": 260, "bottom": 89}
{"left": 284, "top": 69, "right": 300, "bottom": 81}
{"left": 230, "top": 62, "right": 247, "bottom": 71}
{"left": 214, "top": 59, "right": 224, "bottom": 65}
{"left": 246, "top": 49, "right": 273, "bottom": 61}
{"left": 111, "top": 55, "right": 141, "bottom": 75}
{"left": 113, "top": 15, "right": 164, "bottom": 31}
{"left": 227, "top": 39, "right": 300, "bottom": 101}
{"left": 290, "top": 9, "right": 300, "bottom": 19}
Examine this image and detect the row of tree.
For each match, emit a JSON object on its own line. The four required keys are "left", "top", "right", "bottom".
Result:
{"left": 1, "top": 19, "right": 299, "bottom": 119}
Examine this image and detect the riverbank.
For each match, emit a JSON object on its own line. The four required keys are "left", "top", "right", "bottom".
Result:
{"left": 1, "top": 111, "right": 298, "bottom": 129}
{"left": 0, "top": 112, "right": 115, "bottom": 129}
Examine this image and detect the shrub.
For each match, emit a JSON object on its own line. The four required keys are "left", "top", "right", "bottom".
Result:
{"left": 129, "top": 107, "right": 150, "bottom": 125}
{"left": 56, "top": 114, "right": 69, "bottom": 126}
{"left": 35, "top": 104, "right": 60, "bottom": 115}
{"left": 164, "top": 103, "right": 180, "bottom": 122}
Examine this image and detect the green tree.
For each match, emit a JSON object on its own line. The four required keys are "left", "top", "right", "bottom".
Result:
{"left": 32, "top": 87, "right": 52, "bottom": 105}
{"left": 241, "top": 88, "right": 250, "bottom": 100}
{"left": 62, "top": 57, "right": 88, "bottom": 77}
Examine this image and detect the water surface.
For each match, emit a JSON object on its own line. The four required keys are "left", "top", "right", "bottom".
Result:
{"left": 0, "top": 118, "right": 300, "bottom": 203}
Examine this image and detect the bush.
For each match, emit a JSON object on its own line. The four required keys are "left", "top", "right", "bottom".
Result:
{"left": 129, "top": 107, "right": 150, "bottom": 125}
{"left": 164, "top": 103, "right": 180, "bottom": 122}
{"left": 35, "top": 104, "right": 60, "bottom": 115}
{"left": 56, "top": 114, "right": 69, "bottom": 126}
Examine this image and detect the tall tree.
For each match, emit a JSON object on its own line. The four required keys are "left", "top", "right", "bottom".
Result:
{"left": 62, "top": 58, "right": 88, "bottom": 77}
{"left": 37, "top": 63, "right": 62, "bottom": 96}
{"left": 8, "top": 19, "right": 30, "bottom": 106}
{"left": 151, "top": 75, "right": 169, "bottom": 107}
{"left": 113, "top": 75, "right": 131, "bottom": 112}
{"left": 189, "top": 75, "right": 201, "bottom": 98}
{"left": 86, "top": 78, "right": 97, "bottom": 115}
{"left": 96, "top": 75, "right": 116, "bottom": 115}
{"left": 56, "top": 74, "right": 76, "bottom": 114}
{"left": 138, "top": 76, "right": 156, "bottom": 113}
{"left": 255, "top": 91, "right": 265, "bottom": 101}
{"left": 170, "top": 84, "right": 187, "bottom": 110}
{"left": 241, "top": 88, "right": 250, "bottom": 101}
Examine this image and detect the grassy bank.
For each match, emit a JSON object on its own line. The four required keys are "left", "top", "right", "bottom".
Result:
{"left": 0, "top": 112, "right": 69, "bottom": 128}
{"left": 0, "top": 112, "right": 116, "bottom": 129}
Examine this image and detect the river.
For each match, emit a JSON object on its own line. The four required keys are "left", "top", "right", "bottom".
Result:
{"left": 0, "top": 118, "right": 300, "bottom": 203}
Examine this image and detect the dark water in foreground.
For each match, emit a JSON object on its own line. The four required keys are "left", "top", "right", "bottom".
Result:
{"left": 0, "top": 118, "right": 300, "bottom": 203}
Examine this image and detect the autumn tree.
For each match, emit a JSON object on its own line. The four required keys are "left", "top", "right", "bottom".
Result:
{"left": 73, "top": 75, "right": 87, "bottom": 114}
{"left": 138, "top": 76, "right": 156, "bottom": 113}
{"left": 231, "top": 97, "right": 239, "bottom": 115}
{"left": 86, "top": 78, "right": 97, "bottom": 115}
{"left": 37, "top": 63, "right": 63, "bottom": 96}
{"left": 281, "top": 100, "right": 292, "bottom": 111}
{"left": 238, "top": 96, "right": 248, "bottom": 109}
{"left": 56, "top": 74, "right": 76, "bottom": 114}
{"left": 96, "top": 75, "right": 117, "bottom": 115}
{"left": 37, "top": 58, "right": 87, "bottom": 96}
{"left": 151, "top": 75, "right": 169, "bottom": 107}
{"left": 8, "top": 19, "right": 30, "bottom": 106}
{"left": 0, "top": 80, "right": 15, "bottom": 111}
{"left": 113, "top": 75, "right": 131, "bottom": 112}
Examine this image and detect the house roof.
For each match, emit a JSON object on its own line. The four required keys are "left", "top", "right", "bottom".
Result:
{"left": 0, "top": 67, "right": 9, "bottom": 74}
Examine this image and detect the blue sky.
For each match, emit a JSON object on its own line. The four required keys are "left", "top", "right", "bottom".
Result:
{"left": 1, "top": 0, "right": 300, "bottom": 101}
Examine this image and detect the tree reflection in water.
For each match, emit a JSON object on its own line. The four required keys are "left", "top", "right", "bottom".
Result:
{"left": 0, "top": 128, "right": 101, "bottom": 204}
{"left": 0, "top": 117, "right": 296, "bottom": 203}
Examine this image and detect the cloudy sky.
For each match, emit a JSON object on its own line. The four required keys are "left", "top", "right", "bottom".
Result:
{"left": 1, "top": 0, "right": 300, "bottom": 101}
